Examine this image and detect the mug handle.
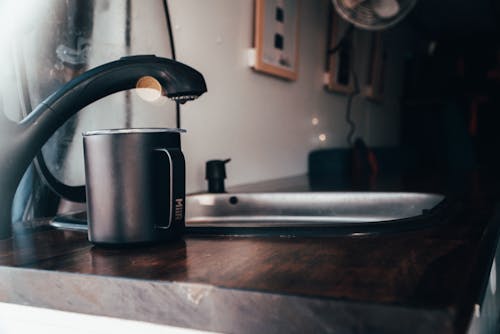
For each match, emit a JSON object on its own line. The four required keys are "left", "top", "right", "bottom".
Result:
{"left": 153, "top": 148, "right": 174, "bottom": 229}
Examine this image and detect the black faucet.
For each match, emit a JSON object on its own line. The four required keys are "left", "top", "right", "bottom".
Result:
{"left": 0, "top": 55, "right": 207, "bottom": 239}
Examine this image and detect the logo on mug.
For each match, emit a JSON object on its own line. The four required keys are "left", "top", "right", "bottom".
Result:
{"left": 175, "top": 198, "right": 184, "bottom": 220}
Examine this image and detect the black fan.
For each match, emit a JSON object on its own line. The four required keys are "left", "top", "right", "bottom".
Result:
{"left": 333, "top": 0, "right": 417, "bottom": 30}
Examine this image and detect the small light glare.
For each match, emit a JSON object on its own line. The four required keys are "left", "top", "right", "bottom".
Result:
{"left": 135, "top": 76, "right": 162, "bottom": 102}
{"left": 311, "top": 117, "right": 319, "bottom": 126}
{"left": 318, "top": 133, "right": 327, "bottom": 142}
{"left": 198, "top": 196, "right": 215, "bottom": 206}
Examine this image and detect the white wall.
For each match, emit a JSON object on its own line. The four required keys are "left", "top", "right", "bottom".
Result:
{"left": 169, "top": 0, "right": 411, "bottom": 193}
{"left": 1, "top": 0, "right": 413, "bottom": 196}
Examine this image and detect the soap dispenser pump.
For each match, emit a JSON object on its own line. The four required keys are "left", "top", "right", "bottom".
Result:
{"left": 206, "top": 159, "right": 231, "bottom": 193}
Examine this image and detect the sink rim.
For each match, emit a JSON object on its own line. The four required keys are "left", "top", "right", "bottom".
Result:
{"left": 185, "top": 191, "right": 448, "bottom": 234}
{"left": 50, "top": 191, "right": 449, "bottom": 236}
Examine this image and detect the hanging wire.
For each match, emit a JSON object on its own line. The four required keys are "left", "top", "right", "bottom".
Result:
{"left": 345, "top": 68, "right": 361, "bottom": 146}
{"left": 124, "top": 0, "right": 132, "bottom": 127}
{"left": 162, "top": 0, "right": 181, "bottom": 129}
{"left": 163, "top": 0, "right": 176, "bottom": 60}
{"left": 328, "top": 24, "right": 354, "bottom": 55}
{"left": 328, "top": 22, "right": 360, "bottom": 146}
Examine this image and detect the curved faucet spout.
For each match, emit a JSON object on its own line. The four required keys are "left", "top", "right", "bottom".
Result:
{"left": 0, "top": 55, "right": 207, "bottom": 239}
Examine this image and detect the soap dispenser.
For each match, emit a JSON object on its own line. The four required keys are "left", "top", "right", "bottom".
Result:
{"left": 205, "top": 159, "right": 231, "bottom": 193}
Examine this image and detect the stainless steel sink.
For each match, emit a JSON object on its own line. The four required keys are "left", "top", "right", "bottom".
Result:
{"left": 51, "top": 192, "right": 446, "bottom": 234}
{"left": 186, "top": 192, "right": 446, "bottom": 228}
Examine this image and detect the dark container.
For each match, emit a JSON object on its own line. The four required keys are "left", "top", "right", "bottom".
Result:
{"left": 83, "top": 128, "right": 185, "bottom": 246}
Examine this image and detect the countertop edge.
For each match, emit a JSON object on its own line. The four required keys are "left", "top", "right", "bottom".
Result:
{"left": 0, "top": 265, "right": 454, "bottom": 333}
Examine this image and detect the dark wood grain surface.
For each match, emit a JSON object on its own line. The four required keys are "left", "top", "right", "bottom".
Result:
{"left": 0, "top": 171, "right": 498, "bottom": 333}
{"left": 6, "top": 226, "right": 472, "bottom": 306}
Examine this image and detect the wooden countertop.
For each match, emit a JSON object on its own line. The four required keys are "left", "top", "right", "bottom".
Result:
{"left": 0, "top": 172, "right": 499, "bottom": 333}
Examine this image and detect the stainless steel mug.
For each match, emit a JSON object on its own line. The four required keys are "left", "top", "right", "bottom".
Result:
{"left": 83, "top": 128, "right": 186, "bottom": 246}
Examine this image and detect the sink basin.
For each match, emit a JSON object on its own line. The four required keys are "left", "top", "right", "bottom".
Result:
{"left": 185, "top": 192, "right": 446, "bottom": 233}
{"left": 51, "top": 192, "right": 446, "bottom": 235}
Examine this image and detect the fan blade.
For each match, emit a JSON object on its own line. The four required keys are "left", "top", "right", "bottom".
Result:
{"left": 370, "top": 0, "right": 400, "bottom": 19}
{"left": 341, "top": 0, "right": 367, "bottom": 10}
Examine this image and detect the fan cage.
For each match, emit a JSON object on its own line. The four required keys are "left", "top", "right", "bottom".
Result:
{"left": 333, "top": 0, "right": 417, "bottom": 30}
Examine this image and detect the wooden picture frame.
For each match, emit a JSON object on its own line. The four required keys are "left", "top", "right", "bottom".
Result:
{"left": 363, "top": 32, "right": 385, "bottom": 102}
{"left": 253, "top": 0, "right": 300, "bottom": 80}
{"left": 325, "top": 9, "right": 355, "bottom": 94}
